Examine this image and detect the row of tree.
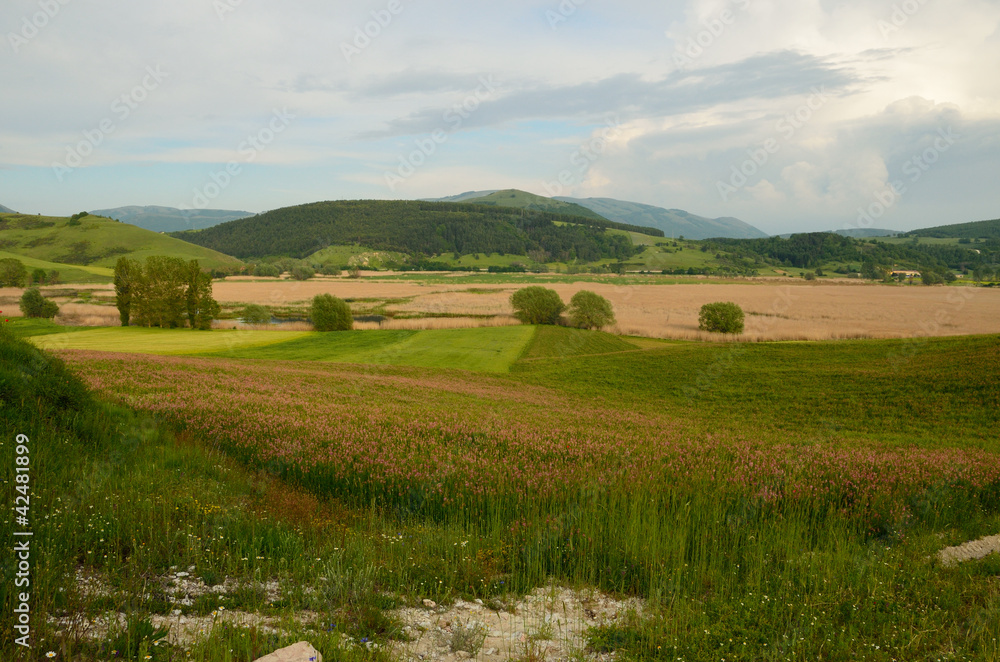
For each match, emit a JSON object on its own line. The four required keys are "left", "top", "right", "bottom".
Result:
{"left": 114, "top": 257, "right": 220, "bottom": 329}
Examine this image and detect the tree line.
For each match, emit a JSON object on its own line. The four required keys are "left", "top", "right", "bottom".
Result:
{"left": 170, "top": 200, "right": 661, "bottom": 262}
{"left": 114, "top": 257, "right": 220, "bottom": 329}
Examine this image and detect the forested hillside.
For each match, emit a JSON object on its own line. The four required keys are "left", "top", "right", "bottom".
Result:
{"left": 172, "top": 200, "right": 663, "bottom": 261}
{"left": 908, "top": 218, "right": 1000, "bottom": 239}
{"left": 703, "top": 232, "right": 996, "bottom": 274}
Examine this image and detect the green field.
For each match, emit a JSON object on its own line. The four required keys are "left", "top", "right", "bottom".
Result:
{"left": 0, "top": 249, "right": 113, "bottom": 283}
{"left": 29, "top": 326, "right": 308, "bottom": 355}
{"left": 0, "top": 212, "right": 243, "bottom": 277}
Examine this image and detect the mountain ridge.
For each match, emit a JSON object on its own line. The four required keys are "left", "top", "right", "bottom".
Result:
{"left": 91, "top": 205, "right": 254, "bottom": 233}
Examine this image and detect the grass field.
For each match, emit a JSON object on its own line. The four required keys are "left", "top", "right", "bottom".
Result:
{"left": 15, "top": 326, "right": 995, "bottom": 661}
{"left": 29, "top": 326, "right": 309, "bottom": 355}
{"left": 0, "top": 250, "right": 113, "bottom": 284}
{"left": 0, "top": 212, "right": 242, "bottom": 274}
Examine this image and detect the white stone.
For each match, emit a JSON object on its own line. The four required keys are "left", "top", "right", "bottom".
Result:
{"left": 253, "top": 641, "right": 322, "bottom": 662}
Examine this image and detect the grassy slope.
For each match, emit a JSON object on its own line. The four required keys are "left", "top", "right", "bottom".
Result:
{"left": 512, "top": 333, "right": 1000, "bottom": 449}
{"left": 0, "top": 249, "right": 113, "bottom": 283}
{"left": 520, "top": 326, "right": 640, "bottom": 359}
{"left": 0, "top": 212, "right": 242, "bottom": 274}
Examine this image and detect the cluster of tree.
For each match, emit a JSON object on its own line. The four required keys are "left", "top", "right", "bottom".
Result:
{"left": 0, "top": 258, "right": 28, "bottom": 287}
{"left": 509, "top": 287, "right": 616, "bottom": 329}
{"left": 310, "top": 294, "right": 353, "bottom": 331}
{"left": 171, "top": 200, "right": 661, "bottom": 263}
{"left": 114, "top": 257, "right": 220, "bottom": 329}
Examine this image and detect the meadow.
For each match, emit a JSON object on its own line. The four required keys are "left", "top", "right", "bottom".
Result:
{"left": 4, "top": 318, "right": 998, "bottom": 660}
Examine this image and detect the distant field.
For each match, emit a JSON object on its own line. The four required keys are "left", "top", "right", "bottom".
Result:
{"left": 27, "top": 324, "right": 537, "bottom": 373}
{"left": 209, "top": 278, "right": 1000, "bottom": 341}
{"left": 29, "top": 327, "right": 308, "bottom": 355}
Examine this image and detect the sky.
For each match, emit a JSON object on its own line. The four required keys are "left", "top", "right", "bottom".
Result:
{"left": 1, "top": 0, "right": 998, "bottom": 235}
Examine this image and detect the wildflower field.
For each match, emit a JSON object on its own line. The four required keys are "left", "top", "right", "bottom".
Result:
{"left": 34, "top": 328, "right": 1000, "bottom": 660}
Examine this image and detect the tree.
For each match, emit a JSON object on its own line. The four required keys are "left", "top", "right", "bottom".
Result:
{"left": 19, "top": 288, "right": 59, "bottom": 319}
{"left": 310, "top": 294, "right": 353, "bottom": 331}
{"left": 568, "top": 290, "right": 615, "bottom": 329}
{"left": 114, "top": 257, "right": 143, "bottom": 326}
{"left": 186, "top": 260, "right": 221, "bottom": 330}
{"left": 0, "top": 258, "right": 27, "bottom": 287}
{"left": 242, "top": 304, "right": 271, "bottom": 325}
{"left": 253, "top": 263, "right": 280, "bottom": 278}
{"left": 921, "top": 270, "right": 944, "bottom": 286}
{"left": 510, "top": 287, "right": 565, "bottom": 325}
{"left": 290, "top": 264, "right": 315, "bottom": 281}
{"left": 132, "top": 256, "right": 189, "bottom": 328}
{"left": 30, "top": 268, "right": 46, "bottom": 285}
{"left": 699, "top": 302, "right": 745, "bottom": 334}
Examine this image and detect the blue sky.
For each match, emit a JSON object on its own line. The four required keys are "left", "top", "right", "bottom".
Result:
{"left": 1, "top": 0, "right": 998, "bottom": 234}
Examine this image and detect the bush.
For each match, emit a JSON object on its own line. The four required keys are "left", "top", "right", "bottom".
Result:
{"left": 30, "top": 268, "right": 47, "bottom": 285}
{"left": 290, "top": 265, "right": 315, "bottom": 281}
{"left": 241, "top": 304, "right": 271, "bottom": 325}
{"left": 311, "top": 294, "right": 353, "bottom": 331}
{"left": 699, "top": 302, "right": 745, "bottom": 334}
{"left": 318, "top": 264, "right": 342, "bottom": 276}
{"left": 510, "top": 287, "right": 566, "bottom": 325}
{"left": 253, "top": 264, "right": 280, "bottom": 278}
{"left": 568, "top": 290, "right": 616, "bottom": 329}
{"left": 19, "top": 288, "right": 59, "bottom": 319}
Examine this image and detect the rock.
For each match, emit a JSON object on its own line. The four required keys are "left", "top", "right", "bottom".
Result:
{"left": 252, "top": 641, "right": 322, "bottom": 662}
{"left": 423, "top": 599, "right": 437, "bottom": 608}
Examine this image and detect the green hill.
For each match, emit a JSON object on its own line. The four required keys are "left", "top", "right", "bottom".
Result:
{"left": 908, "top": 218, "right": 1000, "bottom": 239}
{"left": 172, "top": 200, "right": 662, "bottom": 263}
{"left": 463, "top": 189, "right": 611, "bottom": 221}
{"left": 0, "top": 212, "right": 243, "bottom": 278}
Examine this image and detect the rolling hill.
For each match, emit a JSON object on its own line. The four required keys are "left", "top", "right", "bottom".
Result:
{"left": 171, "top": 200, "right": 662, "bottom": 263}
{"left": 908, "top": 218, "right": 1000, "bottom": 239}
{"left": 91, "top": 205, "right": 254, "bottom": 233}
{"left": 556, "top": 197, "right": 769, "bottom": 239}
{"left": 460, "top": 189, "right": 611, "bottom": 221}
{"left": 0, "top": 212, "right": 243, "bottom": 276}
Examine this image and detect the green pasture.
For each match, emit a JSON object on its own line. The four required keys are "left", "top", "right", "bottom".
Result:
{"left": 0, "top": 249, "right": 113, "bottom": 283}
{"left": 29, "top": 326, "right": 308, "bottom": 355}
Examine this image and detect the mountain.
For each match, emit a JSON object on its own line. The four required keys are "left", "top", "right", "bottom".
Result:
{"left": 457, "top": 189, "right": 610, "bottom": 222}
{"left": 555, "top": 197, "right": 769, "bottom": 239}
{"left": 0, "top": 203, "right": 16, "bottom": 213}
{"left": 908, "top": 218, "right": 1000, "bottom": 239}
{"left": 90, "top": 205, "right": 254, "bottom": 233}
{"left": 171, "top": 200, "right": 662, "bottom": 262}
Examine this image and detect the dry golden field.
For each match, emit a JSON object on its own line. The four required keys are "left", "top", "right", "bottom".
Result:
{"left": 4, "top": 278, "right": 998, "bottom": 340}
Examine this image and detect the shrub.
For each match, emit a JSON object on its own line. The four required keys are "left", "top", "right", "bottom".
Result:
{"left": 698, "top": 302, "right": 745, "bottom": 334}
{"left": 568, "top": 290, "right": 616, "bottom": 329}
{"left": 311, "top": 294, "right": 353, "bottom": 331}
{"left": 318, "top": 264, "right": 342, "bottom": 276}
{"left": 290, "top": 265, "right": 315, "bottom": 281}
{"left": 510, "top": 287, "right": 566, "bottom": 325}
{"left": 19, "top": 288, "right": 59, "bottom": 319}
{"left": 242, "top": 304, "right": 271, "bottom": 325}
{"left": 30, "top": 268, "right": 46, "bottom": 285}
{"left": 253, "top": 264, "right": 280, "bottom": 278}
